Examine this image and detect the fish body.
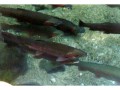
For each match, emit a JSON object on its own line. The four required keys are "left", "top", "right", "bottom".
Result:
{"left": 25, "top": 39, "right": 87, "bottom": 63}
{"left": 76, "top": 61, "right": 120, "bottom": 83}
{"left": 2, "top": 32, "right": 87, "bottom": 63}
{"left": 52, "top": 4, "right": 72, "bottom": 9}
{"left": 79, "top": 20, "right": 120, "bottom": 34}
{"left": 107, "top": 4, "right": 120, "bottom": 8}
{"left": 0, "top": 7, "right": 84, "bottom": 35}
{"left": 1, "top": 23, "right": 63, "bottom": 38}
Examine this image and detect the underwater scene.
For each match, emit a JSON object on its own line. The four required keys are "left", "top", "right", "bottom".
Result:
{"left": 0, "top": 4, "right": 120, "bottom": 86}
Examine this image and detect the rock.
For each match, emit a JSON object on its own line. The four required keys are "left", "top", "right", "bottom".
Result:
{"left": 79, "top": 73, "right": 83, "bottom": 76}
{"left": 50, "top": 76, "right": 56, "bottom": 83}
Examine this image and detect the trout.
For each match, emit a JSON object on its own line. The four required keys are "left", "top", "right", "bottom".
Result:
{"left": 2, "top": 32, "right": 87, "bottom": 63}
{"left": 0, "top": 7, "right": 84, "bottom": 35}
{"left": 79, "top": 20, "right": 120, "bottom": 34}
{"left": 1, "top": 23, "right": 63, "bottom": 38}
{"left": 75, "top": 61, "right": 120, "bottom": 83}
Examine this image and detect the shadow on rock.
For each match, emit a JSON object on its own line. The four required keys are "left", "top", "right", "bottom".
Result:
{"left": 0, "top": 42, "right": 28, "bottom": 83}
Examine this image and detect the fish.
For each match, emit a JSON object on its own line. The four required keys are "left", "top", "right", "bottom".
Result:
{"left": 52, "top": 4, "right": 72, "bottom": 9}
{"left": 0, "top": 7, "right": 84, "bottom": 35}
{"left": 2, "top": 32, "right": 87, "bottom": 64}
{"left": 32, "top": 5, "right": 48, "bottom": 11}
{"left": 107, "top": 4, "right": 120, "bottom": 8}
{"left": 79, "top": 20, "right": 120, "bottom": 34}
{"left": 0, "top": 23, "right": 63, "bottom": 38}
{"left": 27, "top": 40, "right": 87, "bottom": 63}
{"left": 75, "top": 60, "right": 120, "bottom": 83}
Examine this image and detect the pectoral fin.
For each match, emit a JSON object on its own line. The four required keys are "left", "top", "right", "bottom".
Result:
{"left": 56, "top": 56, "right": 66, "bottom": 62}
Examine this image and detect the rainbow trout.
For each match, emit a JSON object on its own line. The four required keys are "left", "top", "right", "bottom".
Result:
{"left": 2, "top": 32, "right": 87, "bottom": 63}
{"left": 1, "top": 23, "right": 63, "bottom": 38}
{"left": 0, "top": 7, "right": 84, "bottom": 35}
{"left": 79, "top": 20, "right": 120, "bottom": 34}
{"left": 75, "top": 61, "right": 120, "bottom": 83}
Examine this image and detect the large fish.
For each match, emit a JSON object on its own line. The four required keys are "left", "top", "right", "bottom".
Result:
{"left": 2, "top": 32, "right": 87, "bottom": 64}
{"left": 79, "top": 20, "right": 120, "bottom": 34}
{"left": 74, "top": 60, "right": 120, "bottom": 83}
{"left": 1, "top": 23, "right": 63, "bottom": 38}
{"left": 0, "top": 7, "right": 84, "bottom": 35}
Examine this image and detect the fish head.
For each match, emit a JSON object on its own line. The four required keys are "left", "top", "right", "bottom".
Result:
{"left": 69, "top": 26, "right": 85, "bottom": 35}
{"left": 56, "top": 51, "right": 86, "bottom": 64}
{"left": 77, "top": 26, "right": 85, "bottom": 33}
{"left": 56, "top": 49, "right": 87, "bottom": 63}
{"left": 65, "top": 49, "right": 87, "bottom": 59}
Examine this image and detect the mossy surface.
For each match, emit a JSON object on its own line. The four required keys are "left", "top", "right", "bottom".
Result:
{"left": 0, "top": 5, "right": 120, "bottom": 85}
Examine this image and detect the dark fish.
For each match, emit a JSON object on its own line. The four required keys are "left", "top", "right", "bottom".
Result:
{"left": 2, "top": 32, "right": 87, "bottom": 64}
{"left": 27, "top": 40, "right": 87, "bottom": 63}
{"left": 1, "top": 23, "right": 63, "bottom": 38}
{"left": 107, "top": 4, "right": 120, "bottom": 8}
{"left": 52, "top": 4, "right": 72, "bottom": 9}
{"left": 32, "top": 5, "right": 47, "bottom": 11}
{"left": 0, "top": 7, "right": 84, "bottom": 35}
{"left": 75, "top": 61, "right": 120, "bottom": 83}
{"left": 79, "top": 20, "right": 120, "bottom": 34}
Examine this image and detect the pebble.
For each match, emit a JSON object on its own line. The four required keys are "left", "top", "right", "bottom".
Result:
{"left": 81, "top": 83, "right": 84, "bottom": 86}
{"left": 111, "top": 81, "right": 116, "bottom": 84}
{"left": 50, "top": 77, "right": 56, "bottom": 83}
{"left": 92, "top": 39, "right": 95, "bottom": 41}
{"left": 79, "top": 73, "right": 83, "bottom": 76}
